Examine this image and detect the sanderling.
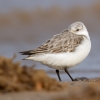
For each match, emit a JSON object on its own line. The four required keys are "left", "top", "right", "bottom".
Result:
{"left": 20, "top": 22, "right": 91, "bottom": 81}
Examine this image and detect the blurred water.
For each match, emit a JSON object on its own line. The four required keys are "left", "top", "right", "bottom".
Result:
{"left": 0, "top": 0, "right": 96, "bottom": 12}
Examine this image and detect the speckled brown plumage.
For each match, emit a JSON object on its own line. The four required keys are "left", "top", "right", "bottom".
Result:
{"left": 20, "top": 30, "right": 84, "bottom": 55}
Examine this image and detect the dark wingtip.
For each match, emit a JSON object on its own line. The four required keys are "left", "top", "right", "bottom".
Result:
{"left": 19, "top": 51, "right": 29, "bottom": 55}
{"left": 19, "top": 50, "right": 33, "bottom": 55}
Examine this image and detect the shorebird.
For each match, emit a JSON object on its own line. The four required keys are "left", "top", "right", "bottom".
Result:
{"left": 20, "top": 22, "right": 91, "bottom": 81}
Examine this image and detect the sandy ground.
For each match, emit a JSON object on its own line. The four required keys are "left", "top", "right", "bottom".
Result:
{"left": 0, "top": 56, "right": 100, "bottom": 100}
{"left": 0, "top": 80, "right": 100, "bottom": 100}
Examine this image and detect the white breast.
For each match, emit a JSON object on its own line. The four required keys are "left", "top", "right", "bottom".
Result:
{"left": 27, "top": 37, "right": 91, "bottom": 70}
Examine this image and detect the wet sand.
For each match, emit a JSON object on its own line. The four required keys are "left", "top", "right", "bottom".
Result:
{"left": 0, "top": 80, "right": 100, "bottom": 100}
{"left": 0, "top": 56, "right": 100, "bottom": 100}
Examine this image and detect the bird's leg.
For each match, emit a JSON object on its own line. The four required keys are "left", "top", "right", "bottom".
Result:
{"left": 56, "top": 70, "right": 61, "bottom": 81}
{"left": 64, "top": 69, "right": 74, "bottom": 81}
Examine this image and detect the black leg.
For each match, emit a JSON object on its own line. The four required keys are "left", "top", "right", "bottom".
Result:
{"left": 64, "top": 69, "right": 74, "bottom": 81}
{"left": 56, "top": 70, "right": 61, "bottom": 81}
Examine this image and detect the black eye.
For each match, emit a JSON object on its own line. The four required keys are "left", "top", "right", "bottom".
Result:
{"left": 76, "top": 29, "right": 79, "bottom": 31}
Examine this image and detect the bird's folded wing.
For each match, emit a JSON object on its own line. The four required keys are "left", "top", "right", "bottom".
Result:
{"left": 20, "top": 30, "right": 83, "bottom": 55}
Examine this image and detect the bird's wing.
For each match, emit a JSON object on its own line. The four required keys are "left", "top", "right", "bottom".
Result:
{"left": 20, "top": 30, "right": 83, "bottom": 55}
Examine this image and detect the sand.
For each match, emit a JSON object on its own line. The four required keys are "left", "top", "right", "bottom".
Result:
{"left": 0, "top": 81, "right": 100, "bottom": 100}
{"left": 0, "top": 56, "right": 100, "bottom": 100}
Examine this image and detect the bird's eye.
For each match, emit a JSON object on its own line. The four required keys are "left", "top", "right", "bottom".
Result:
{"left": 76, "top": 29, "right": 79, "bottom": 31}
